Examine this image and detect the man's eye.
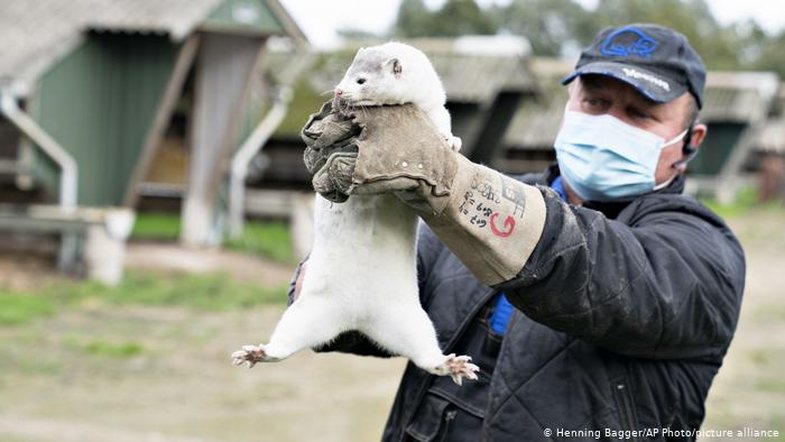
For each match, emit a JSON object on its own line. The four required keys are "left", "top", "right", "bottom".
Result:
{"left": 356, "top": 78, "right": 366, "bottom": 85}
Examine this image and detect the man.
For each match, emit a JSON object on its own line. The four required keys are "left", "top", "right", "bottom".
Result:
{"left": 296, "top": 24, "right": 745, "bottom": 441}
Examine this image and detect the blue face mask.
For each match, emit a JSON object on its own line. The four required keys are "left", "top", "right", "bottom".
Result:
{"left": 554, "top": 111, "right": 687, "bottom": 202}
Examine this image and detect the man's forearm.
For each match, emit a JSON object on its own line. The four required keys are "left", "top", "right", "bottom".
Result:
{"left": 412, "top": 154, "right": 548, "bottom": 286}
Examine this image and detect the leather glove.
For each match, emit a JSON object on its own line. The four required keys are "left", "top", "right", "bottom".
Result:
{"left": 301, "top": 101, "right": 360, "bottom": 203}
{"left": 301, "top": 101, "right": 547, "bottom": 286}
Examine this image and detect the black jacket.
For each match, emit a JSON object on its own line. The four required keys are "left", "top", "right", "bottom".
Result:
{"left": 301, "top": 168, "right": 745, "bottom": 441}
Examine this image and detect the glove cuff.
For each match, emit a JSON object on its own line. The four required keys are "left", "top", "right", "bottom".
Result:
{"left": 419, "top": 154, "right": 547, "bottom": 286}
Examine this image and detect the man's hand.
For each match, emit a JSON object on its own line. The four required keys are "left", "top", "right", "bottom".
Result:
{"left": 300, "top": 102, "right": 548, "bottom": 286}
{"left": 301, "top": 101, "right": 457, "bottom": 209}
{"left": 301, "top": 101, "right": 360, "bottom": 203}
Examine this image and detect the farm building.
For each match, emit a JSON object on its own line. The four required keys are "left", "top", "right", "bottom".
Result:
{"left": 754, "top": 86, "right": 785, "bottom": 201}
{"left": 0, "top": 0, "right": 305, "bottom": 280}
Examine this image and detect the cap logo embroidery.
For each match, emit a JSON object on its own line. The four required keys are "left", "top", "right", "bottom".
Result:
{"left": 621, "top": 67, "right": 671, "bottom": 92}
{"left": 600, "top": 26, "right": 659, "bottom": 58}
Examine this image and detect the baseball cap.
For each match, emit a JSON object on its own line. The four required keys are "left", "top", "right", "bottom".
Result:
{"left": 562, "top": 24, "right": 706, "bottom": 109}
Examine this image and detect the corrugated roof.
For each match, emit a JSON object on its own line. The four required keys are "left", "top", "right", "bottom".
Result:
{"left": 305, "top": 52, "right": 535, "bottom": 104}
{"left": 504, "top": 96, "right": 566, "bottom": 151}
{"left": 0, "top": 0, "right": 88, "bottom": 93}
{"left": 701, "top": 71, "right": 780, "bottom": 122}
{"left": 266, "top": 39, "right": 539, "bottom": 137}
{"left": 0, "top": 0, "right": 303, "bottom": 94}
{"left": 503, "top": 58, "right": 569, "bottom": 150}
{"left": 407, "top": 36, "right": 535, "bottom": 103}
{"left": 701, "top": 87, "right": 765, "bottom": 122}
{"left": 85, "top": 0, "right": 224, "bottom": 39}
{"left": 430, "top": 52, "right": 534, "bottom": 103}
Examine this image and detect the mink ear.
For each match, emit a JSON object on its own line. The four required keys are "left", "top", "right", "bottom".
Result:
{"left": 385, "top": 58, "right": 402, "bottom": 77}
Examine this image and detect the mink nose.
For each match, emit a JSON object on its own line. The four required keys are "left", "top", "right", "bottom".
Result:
{"left": 334, "top": 88, "right": 343, "bottom": 97}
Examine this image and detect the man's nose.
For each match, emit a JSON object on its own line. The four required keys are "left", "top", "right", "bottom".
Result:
{"left": 605, "top": 105, "right": 629, "bottom": 122}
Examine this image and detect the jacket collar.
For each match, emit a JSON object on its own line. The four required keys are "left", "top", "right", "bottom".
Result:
{"left": 543, "top": 164, "right": 686, "bottom": 219}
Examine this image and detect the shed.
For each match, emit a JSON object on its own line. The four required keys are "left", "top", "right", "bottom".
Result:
{"left": 692, "top": 72, "right": 780, "bottom": 202}
{"left": 0, "top": 0, "right": 306, "bottom": 247}
{"left": 752, "top": 84, "right": 785, "bottom": 201}
{"left": 757, "top": 86, "right": 785, "bottom": 154}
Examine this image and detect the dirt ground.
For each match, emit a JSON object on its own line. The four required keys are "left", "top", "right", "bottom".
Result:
{"left": 123, "top": 242, "right": 295, "bottom": 286}
{"left": 0, "top": 209, "right": 784, "bottom": 441}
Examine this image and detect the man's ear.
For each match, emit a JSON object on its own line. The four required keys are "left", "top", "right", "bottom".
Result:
{"left": 688, "top": 123, "right": 707, "bottom": 150}
{"left": 385, "top": 58, "right": 402, "bottom": 77}
{"left": 675, "top": 122, "right": 707, "bottom": 171}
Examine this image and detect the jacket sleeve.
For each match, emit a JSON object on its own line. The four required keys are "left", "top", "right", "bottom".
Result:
{"left": 499, "top": 188, "right": 746, "bottom": 360}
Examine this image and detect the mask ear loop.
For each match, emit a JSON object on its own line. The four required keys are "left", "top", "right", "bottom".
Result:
{"left": 673, "top": 120, "right": 699, "bottom": 167}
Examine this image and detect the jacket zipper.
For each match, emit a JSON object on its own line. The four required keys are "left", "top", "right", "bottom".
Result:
{"left": 614, "top": 382, "right": 638, "bottom": 441}
{"left": 438, "top": 409, "right": 458, "bottom": 442}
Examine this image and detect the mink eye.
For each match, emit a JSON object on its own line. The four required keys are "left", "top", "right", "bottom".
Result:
{"left": 356, "top": 78, "right": 366, "bottom": 85}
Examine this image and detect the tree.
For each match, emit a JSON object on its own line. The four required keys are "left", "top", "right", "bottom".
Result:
{"left": 431, "top": 0, "right": 498, "bottom": 37}
{"left": 589, "top": 0, "right": 740, "bottom": 70}
{"left": 388, "top": 0, "right": 783, "bottom": 77}
{"left": 393, "top": 0, "right": 432, "bottom": 38}
{"left": 392, "top": 0, "right": 498, "bottom": 38}
{"left": 751, "top": 30, "right": 785, "bottom": 78}
{"left": 494, "top": 0, "right": 594, "bottom": 56}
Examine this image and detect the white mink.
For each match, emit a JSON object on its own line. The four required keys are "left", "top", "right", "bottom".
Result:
{"left": 232, "top": 42, "right": 477, "bottom": 384}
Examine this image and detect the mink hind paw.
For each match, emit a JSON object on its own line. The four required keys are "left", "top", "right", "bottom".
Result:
{"left": 433, "top": 353, "right": 480, "bottom": 386}
{"left": 231, "top": 344, "right": 272, "bottom": 368}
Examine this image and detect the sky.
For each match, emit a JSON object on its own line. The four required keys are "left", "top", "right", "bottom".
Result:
{"left": 278, "top": 0, "right": 784, "bottom": 49}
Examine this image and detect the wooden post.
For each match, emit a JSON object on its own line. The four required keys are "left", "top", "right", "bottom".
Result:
{"left": 180, "top": 34, "right": 264, "bottom": 247}
{"left": 759, "top": 151, "right": 785, "bottom": 202}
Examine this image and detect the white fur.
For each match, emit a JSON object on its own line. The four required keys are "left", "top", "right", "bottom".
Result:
{"left": 233, "top": 43, "right": 475, "bottom": 382}
{"left": 334, "top": 42, "right": 461, "bottom": 150}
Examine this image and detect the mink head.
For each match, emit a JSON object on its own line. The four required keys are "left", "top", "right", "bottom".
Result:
{"left": 333, "top": 46, "right": 408, "bottom": 109}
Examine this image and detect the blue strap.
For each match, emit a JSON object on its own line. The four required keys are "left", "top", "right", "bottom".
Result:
{"left": 551, "top": 176, "right": 568, "bottom": 201}
{"left": 489, "top": 175, "right": 567, "bottom": 335}
{"left": 490, "top": 293, "right": 515, "bottom": 335}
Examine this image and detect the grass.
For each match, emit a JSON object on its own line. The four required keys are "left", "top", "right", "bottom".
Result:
{"left": 132, "top": 212, "right": 296, "bottom": 264}
{"left": 131, "top": 212, "right": 181, "bottom": 241}
{"left": 0, "top": 292, "right": 55, "bottom": 325}
{"left": 754, "top": 378, "right": 785, "bottom": 394}
{"left": 223, "top": 220, "right": 297, "bottom": 264}
{"left": 699, "top": 186, "right": 783, "bottom": 219}
{"left": 1, "top": 211, "right": 294, "bottom": 326}
{"left": 82, "top": 339, "right": 145, "bottom": 358}
{"left": 0, "top": 270, "right": 288, "bottom": 327}
{"left": 49, "top": 271, "right": 288, "bottom": 310}
{"left": 60, "top": 335, "right": 147, "bottom": 359}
